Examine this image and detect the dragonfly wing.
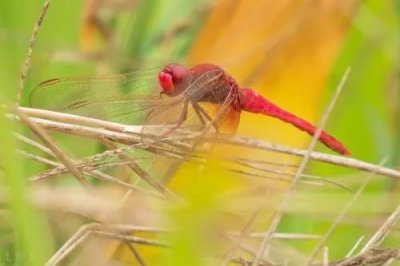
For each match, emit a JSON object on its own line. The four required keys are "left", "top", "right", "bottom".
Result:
{"left": 141, "top": 94, "right": 204, "bottom": 137}
{"left": 29, "top": 69, "right": 160, "bottom": 124}
{"left": 185, "top": 70, "right": 238, "bottom": 134}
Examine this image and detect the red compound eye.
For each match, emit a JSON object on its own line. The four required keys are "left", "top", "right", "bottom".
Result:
{"left": 158, "top": 64, "right": 189, "bottom": 96}
{"left": 158, "top": 70, "right": 174, "bottom": 95}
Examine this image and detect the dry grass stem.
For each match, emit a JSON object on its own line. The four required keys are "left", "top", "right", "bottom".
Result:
{"left": 19, "top": 106, "right": 128, "bottom": 132}
{"left": 14, "top": 132, "right": 55, "bottom": 156}
{"left": 101, "top": 140, "right": 179, "bottom": 201}
{"left": 17, "top": 150, "right": 60, "bottom": 167}
{"left": 335, "top": 248, "right": 400, "bottom": 266}
{"left": 46, "top": 223, "right": 170, "bottom": 266}
{"left": 123, "top": 242, "right": 147, "bottom": 266}
{"left": 224, "top": 235, "right": 273, "bottom": 265}
{"left": 16, "top": 110, "right": 89, "bottom": 188}
{"left": 228, "top": 163, "right": 352, "bottom": 192}
{"left": 229, "top": 248, "right": 400, "bottom": 265}
{"left": 345, "top": 235, "right": 365, "bottom": 258}
{"left": 222, "top": 209, "right": 262, "bottom": 266}
{"left": 306, "top": 158, "right": 387, "bottom": 264}
{"left": 360, "top": 204, "right": 400, "bottom": 253}
{"left": 228, "top": 231, "right": 320, "bottom": 240}
{"left": 323, "top": 246, "right": 329, "bottom": 266}
{"left": 13, "top": 107, "right": 400, "bottom": 180}
{"left": 252, "top": 68, "right": 351, "bottom": 265}
{"left": 16, "top": 0, "right": 50, "bottom": 105}
{"left": 92, "top": 231, "right": 170, "bottom": 247}
{"left": 211, "top": 135, "right": 400, "bottom": 179}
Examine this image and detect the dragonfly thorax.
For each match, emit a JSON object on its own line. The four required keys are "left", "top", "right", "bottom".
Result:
{"left": 159, "top": 63, "right": 241, "bottom": 110}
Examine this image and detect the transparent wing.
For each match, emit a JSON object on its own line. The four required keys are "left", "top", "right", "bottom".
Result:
{"left": 30, "top": 67, "right": 239, "bottom": 139}
{"left": 29, "top": 68, "right": 161, "bottom": 124}
{"left": 185, "top": 69, "right": 238, "bottom": 135}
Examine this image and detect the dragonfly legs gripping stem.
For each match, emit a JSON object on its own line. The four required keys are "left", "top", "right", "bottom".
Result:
{"left": 192, "top": 102, "right": 219, "bottom": 133}
{"left": 160, "top": 100, "right": 189, "bottom": 138}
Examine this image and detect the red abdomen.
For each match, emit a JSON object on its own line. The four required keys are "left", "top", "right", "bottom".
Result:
{"left": 239, "top": 88, "right": 350, "bottom": 155}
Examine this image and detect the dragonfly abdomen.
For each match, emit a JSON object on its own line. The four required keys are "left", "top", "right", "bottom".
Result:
{"left": 239, "top": 88, "right": 350, "bottom": 155}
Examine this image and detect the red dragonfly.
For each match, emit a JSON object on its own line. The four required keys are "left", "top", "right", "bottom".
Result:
{"left": 30, "top": 63, "right": 350, "bottom": 155}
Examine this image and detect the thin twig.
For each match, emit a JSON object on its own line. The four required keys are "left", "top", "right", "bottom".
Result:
{"left": 84, "top": 171, "right": 161, "bottom": 197}
{"left": 19, "top": 106, "right": 127, "bottom": 132}
{"left": 231, "top": 248, "right": 400, "bottom": 266}
{"left": 227, "top": 156, "right": 299, "bottom": 168}
{"left": 102, "top": 140, "right": 179, "bottom": 201}
{"left": 229, "top": 161, "right": 352, "bottom": 192}
{"left": 323, "top": 246, "right": 329, "bottom": 266}
{"left": 222, "top": 210, "right": 261, "bottom": 265}
{"left": 14, "top": 132, "right": 55, "bottom": 156}
{"left": 228, "top": 231, "right": 320, "bottom": 240}
{"left": 252, "top": 68, "right": 351, "bottom": 265}
{"left": 360, "top": 204, "right": 400, "bottom": 253}
{"left": 93, "top": 231, "right": 170, "bottom": 247}
{"left": 17, "top": 150, "right": 60, "bottom": 167}
{"left": 16, "top": 110, "right": 89, "bottom": 188}
{"left": 307, "top": 159, "right": 387, "bottom": 265}
{"left": 345, "top": 235, "right": 365, "bottom": 258}
{"left": 30, "top": 144, "right": 150, "bottom": 181}
{"left": 19, "top": 150, "right": 164, "bottom": 198}
{"left": 46, "top": 223, "right": 170, "bottom": 266}
{"left": 13, "top": 108, "right": 400, "bottom": 179}
{"left": 223, "top": 160, "right": 287, "bottom": 266}
{"left": 123, "top": 241, "right": 147, "bottom": 266}
{"left": 382, "top": 257, "right": 396, "bottom": 266}
{"left": 46, "top": 226, "right": 90, "bottom": 266}
{"left": 16, "top": 0, "right": 50, "bottom": 105}
{"left": 211, "top": 135, "right": 400, "bottom": 179}
{"left": 335, "top": 248, "right": 400, "bottom": 266}
{"left": 223, "top": 235, "right": 273, "bottom": 265}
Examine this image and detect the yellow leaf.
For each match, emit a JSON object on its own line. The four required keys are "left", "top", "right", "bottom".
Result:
{"left": 189, "top": 1, "right": 358, "bottom": 149}
{"left": 168, "top": 0, "right": 358, "bottom": 256}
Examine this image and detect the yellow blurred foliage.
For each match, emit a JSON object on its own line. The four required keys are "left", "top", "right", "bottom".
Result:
{"left": 118, "top": 1, "right": 359, "bottom": 264}
{"left": 166, "top": 0, "right": 358, "bottom": 262}
{"left": 189, "top": 0, "right": 358, "bottom": 148}
{"left": 79, "top": 0, "right": 106, "bottom": 53}
{"left": 180, "top": 0, "right": 358, "bottom": 198}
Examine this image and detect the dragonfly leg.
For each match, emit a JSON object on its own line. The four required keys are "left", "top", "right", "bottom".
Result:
{"left": 192, "top": 102, "right": 219, "bottom": 132}
{"left": 160, "top": 100, "right": 189, "bottom": 137}
{"left": 192, "top": 102, "right": 207, "bottom": 125}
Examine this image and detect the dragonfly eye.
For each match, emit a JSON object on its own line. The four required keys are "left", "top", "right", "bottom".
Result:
{"left": 159, "top": 64, "right": 189, "bottom": 96}
{"left": 158, "top": 71, "right": 174, "bottom": 96}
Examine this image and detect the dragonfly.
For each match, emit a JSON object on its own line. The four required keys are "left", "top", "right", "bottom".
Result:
{"left": 30, "top": 63, "right": 350, "bottom": 155}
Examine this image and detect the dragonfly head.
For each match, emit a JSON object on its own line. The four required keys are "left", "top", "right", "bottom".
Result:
{"left": 159, "top": 64, "right": 189, "bottom": 97}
